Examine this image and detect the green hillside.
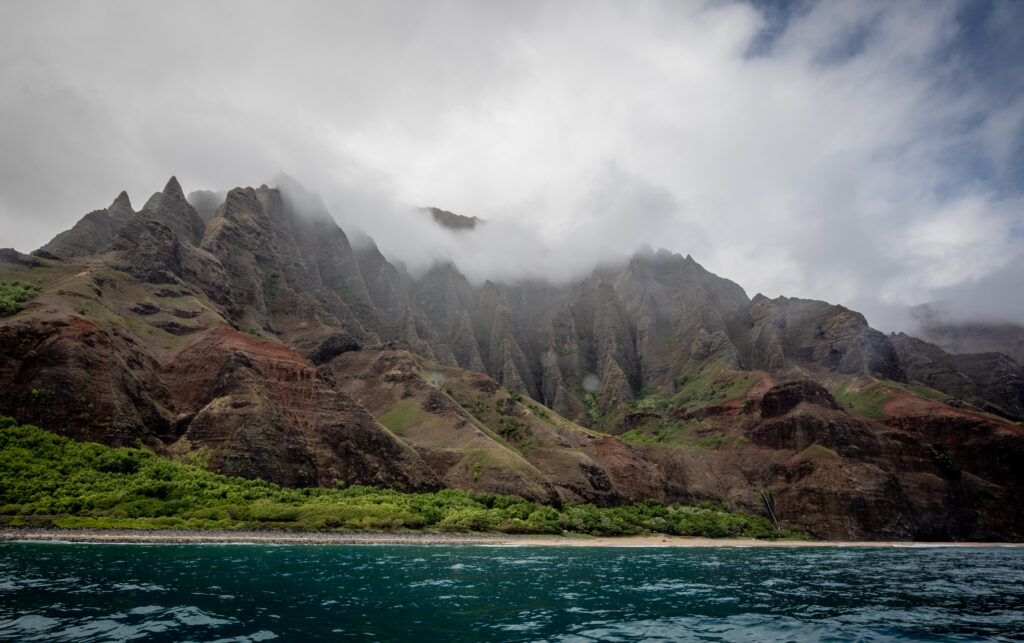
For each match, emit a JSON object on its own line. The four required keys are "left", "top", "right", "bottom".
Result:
{"left": 0, "top": 417, "right": 786, "bottom": 539}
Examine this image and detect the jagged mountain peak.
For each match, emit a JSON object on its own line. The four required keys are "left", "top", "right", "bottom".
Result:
{"left": 221, "top": 185, "right": 263, "bottom": 212}
{"left": 163, "top": 175, "right": 184, "bottom": 197}
{"left": 148, "top": 177, "right": 206, "bottom": 246}
{"left": 23, "top": 176, "right": 967, "bottom": 395}
{"left": 140, "top": 191, "right": 161, "bottom": 211}
{"left": 19, "top": 175, "right": 1024, "bottom": 429}
{"left": 34, "top": 189, "right": 137, "bottom": 259}
{"left": 109, "top": 190, "right": 132, "bottom": 214}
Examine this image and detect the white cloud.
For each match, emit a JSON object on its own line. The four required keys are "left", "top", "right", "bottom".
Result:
{"left": 1, "top": 0, "right": 1021, "bottom": 330}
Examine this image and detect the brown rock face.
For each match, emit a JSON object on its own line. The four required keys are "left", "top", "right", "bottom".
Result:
{"left": 741, "top": 385, "right": 1023, "bottom": 540}
{"left": 759, "top": 380, "right": 843, "bottom": 419}
{"left": 163, "top": 325, "right": 439, "bottom": 491}
{"left": 0, "top": 305, "right": 438, "bottom": 492}
{"left": 0, "top": 316, "right": 173, "bottom": 447}
{"left": 328, "top": 348, "right": 561, "bottom": 503}
{"left": 111, "top": 218, "right": 185, "bottom": 284}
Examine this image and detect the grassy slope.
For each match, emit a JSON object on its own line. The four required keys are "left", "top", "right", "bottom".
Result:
{"left": 617, "top": 362, "right": 760, "bottom": 446}
{"left": 833, "top": 378, "right": 893, "bottom": 420}
{"left": 1, "top": 256, "right": 225, "bottom": 358}
{"left": 0, "top": 417, "right": 787, "bottom": 539}
{"left": 832, "top": 377, "right": 962, "bottom": 421}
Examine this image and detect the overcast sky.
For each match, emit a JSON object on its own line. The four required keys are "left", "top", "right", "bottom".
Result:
{"left": 2, "top": 0, "right": 1022, "bottom": 331}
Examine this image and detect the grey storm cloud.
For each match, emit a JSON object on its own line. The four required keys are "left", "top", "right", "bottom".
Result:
{"left": 1, "top": 0, "right": 1022, "bottom": 331}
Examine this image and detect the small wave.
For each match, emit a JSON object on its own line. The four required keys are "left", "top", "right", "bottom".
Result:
{"left": 408, "top": 579, "right": 455, "bottom": 588}
{"left": 113, "top": 582, "right": 169, "bottom": 592}
{"left": 0, "top": 614, "right": 60, "bottom": 633}
{"left": 208, "top": 630, "right": 278, "bottom": 642}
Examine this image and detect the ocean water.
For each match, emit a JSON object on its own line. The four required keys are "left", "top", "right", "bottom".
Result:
{"left": 1, "top": 542, "right": 1022, "bottom": 642}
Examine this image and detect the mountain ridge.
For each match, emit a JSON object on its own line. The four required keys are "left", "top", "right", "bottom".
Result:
{"left": 2, "top": 176, "right": 1022, "bottom": 540}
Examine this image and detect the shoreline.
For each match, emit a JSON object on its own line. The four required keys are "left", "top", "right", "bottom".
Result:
{"left": 2, "top": 528, "right": 1022, "bottom": 548}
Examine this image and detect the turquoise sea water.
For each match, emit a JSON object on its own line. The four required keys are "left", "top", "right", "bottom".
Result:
{"left": 1, "top": 542, "right": 1022, "bottom": 642}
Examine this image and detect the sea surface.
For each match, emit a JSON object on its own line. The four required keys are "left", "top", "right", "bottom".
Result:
{"left": 1, "top": 542, "right": 1022, "bottom": 642}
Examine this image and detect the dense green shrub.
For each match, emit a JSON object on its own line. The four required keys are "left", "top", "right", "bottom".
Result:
{"left": 0, "top": 418, "right": 791, "bottom": 538}
{"left": 0, "top": 281, "right": 41, "bottom": 317}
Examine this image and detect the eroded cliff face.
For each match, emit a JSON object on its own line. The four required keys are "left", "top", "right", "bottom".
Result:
{"left": 892, "top": 332, "right": 1024, "bottom": 421}
{"left": 0, "top": 313, "right": 438, "bottom": 493}
{"left": 2, "top": 176, "right": 1023, "bottom": 540}
{"left": 162, "top": 325, "right": 439, "bottom": 491}
{"left": 0, "top": 315, "right": 173, "bottom": 447}
{"left": 737, "top": 295, "right": 904, "bottom": 381}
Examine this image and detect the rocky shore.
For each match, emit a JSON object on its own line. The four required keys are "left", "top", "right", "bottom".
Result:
{"left": 3, "top": 528, "right": 1021, "bottom": 548}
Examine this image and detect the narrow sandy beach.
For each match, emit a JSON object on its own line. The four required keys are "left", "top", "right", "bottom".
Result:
{"left": 2, "top": 528, "right": 1021, "bottom": 548}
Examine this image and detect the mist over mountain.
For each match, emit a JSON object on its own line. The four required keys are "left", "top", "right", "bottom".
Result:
{"left": 181, "top": 174, "right": 1024, "bottom": 339}
{"left": 4, "top": 2, "right": 1022, "bottom": 335}
{"left": 280, "top": 171, "right": 653, "bottom": 289}
{"left": 910, "top": 303, "right": 1024, "bottom": 365}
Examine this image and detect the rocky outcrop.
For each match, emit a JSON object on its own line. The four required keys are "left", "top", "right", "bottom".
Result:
{"left": 110, "top": 218, "right": 185, "bottom": 284}
{"left": 149, "top": 177, "right": 207, "bottom": 246}
{"left": 425, "top": 206, "right": 481, "bottom": 231}
{"left": 201, "top": 187, "right": 284, "bottom": 324}
{"left": 306, "top": 333, "right": 361, "bottom": 366}
{"left": 758, "top": 379, "right": 843, "bottom": 419}
{"left": 613, "top": 249, "right": 748, "bottom": 382}
{"left": 163, "top": 325, "right": 439, "bottom": 491}
{"left": 35, "top": 192, "right": 135, "bottom": 259}
{"left": 950, "top": 352, "right": 1024, "bottom": 421}
{"left": 0, "top": 248, "right": 48, "bottom": 267}
{"left": 738, "top": 295, "right": 904, "bottom": 380}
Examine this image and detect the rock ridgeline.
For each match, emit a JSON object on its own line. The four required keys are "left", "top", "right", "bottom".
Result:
{"left": 26, "top": 177, "right": 1020, "bottom": 423}
{"left": 1, "top": 176, "right": 1022, "bottom": 540}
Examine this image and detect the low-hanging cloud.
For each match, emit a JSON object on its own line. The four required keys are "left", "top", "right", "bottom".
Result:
{"left": 1, "top": 0, "right": 1022, "bottom": 331}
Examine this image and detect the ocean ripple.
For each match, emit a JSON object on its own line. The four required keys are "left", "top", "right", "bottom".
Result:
{"left": 1, "top": 543, "right": 1021, "bottom": 641}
